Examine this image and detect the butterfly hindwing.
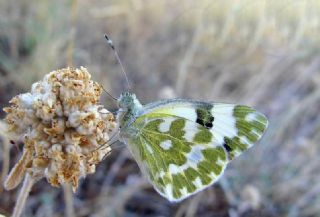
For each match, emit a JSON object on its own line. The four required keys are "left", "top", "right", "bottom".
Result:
{"left": 127, "top": 114, "right": 228, "bottom": 202}
{"left": 123, "top": 99, "right": 268, "bottom": 202}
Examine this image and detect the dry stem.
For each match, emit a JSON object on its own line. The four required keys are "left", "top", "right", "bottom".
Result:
{"left": 0, "top": 121, "right": 10, "bottom": 193}
{"left": 175, "top": 6, "right": 204, "bottom": 95}
{"left": 63, "top": 183, "right": 75, "bottom": 217}
{"left": 12, "top": 173, "right": 36, "bottom": 217}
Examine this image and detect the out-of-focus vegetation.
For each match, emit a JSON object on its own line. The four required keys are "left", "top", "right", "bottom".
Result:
{"left": 0, "top": 0, "right": 320, "bottom": 216}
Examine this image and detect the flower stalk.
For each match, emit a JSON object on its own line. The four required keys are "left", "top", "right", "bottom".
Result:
{"left": 12, "top": 173, "right": 36, "bottom": 217}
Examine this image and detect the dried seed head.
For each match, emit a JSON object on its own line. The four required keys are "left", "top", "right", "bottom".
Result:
{"left": 4, "top": 67, "right": 117, "bottom": 191}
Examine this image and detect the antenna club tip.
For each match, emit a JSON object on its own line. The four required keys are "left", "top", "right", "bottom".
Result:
{"left": 104, "top": 33, "right": 115, "bottom": 49}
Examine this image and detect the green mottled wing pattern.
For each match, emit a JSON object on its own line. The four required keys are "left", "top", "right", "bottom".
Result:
{"left": 124, "top": 100, "right": 268, "bottom": 202}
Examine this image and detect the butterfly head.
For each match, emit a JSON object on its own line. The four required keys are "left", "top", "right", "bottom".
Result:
{"left": 118, "top": 91, "right": 141, "bottom": 110}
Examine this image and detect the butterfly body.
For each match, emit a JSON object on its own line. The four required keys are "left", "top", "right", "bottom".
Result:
{"left": 116, "top": 91, "right": 268, "bottom": 202}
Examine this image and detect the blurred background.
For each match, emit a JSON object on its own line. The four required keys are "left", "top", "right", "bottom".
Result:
{"left": 0, "top": 0, "right": 320, "bottom": 216}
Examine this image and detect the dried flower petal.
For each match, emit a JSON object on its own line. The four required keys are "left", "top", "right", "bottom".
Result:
{"left": 4, "top": 149, "right": 32, "bottom": 190}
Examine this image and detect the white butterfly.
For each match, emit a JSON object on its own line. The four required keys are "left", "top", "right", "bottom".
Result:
{"left": 104, "top": 34, "right": 268, "bottom": 202}
{"left": 116, "top": 91, "right": 268, "bottom": 202}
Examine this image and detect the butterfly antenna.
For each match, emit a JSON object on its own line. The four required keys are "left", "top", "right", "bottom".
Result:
{"left": 100, "top": 84, "right": 118, "bottom": 101}
{"left": 104, "top": 34, "right": 131, "bottom": 91}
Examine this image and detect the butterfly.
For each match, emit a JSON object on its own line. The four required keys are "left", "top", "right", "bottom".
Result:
{"left": 116, "top": 91, "right": 268, "bottom": 202}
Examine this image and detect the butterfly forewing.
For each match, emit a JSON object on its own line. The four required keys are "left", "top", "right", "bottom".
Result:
{"left": 141, "top": 101, "right": 268, "bottom": 159}
{"left": 123, "top": 100, "right": 268, "bottom": 202}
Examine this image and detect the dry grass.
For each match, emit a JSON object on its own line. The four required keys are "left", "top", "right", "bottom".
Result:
{"left": 1, "top": 0, "right": 320, "bottom": 216}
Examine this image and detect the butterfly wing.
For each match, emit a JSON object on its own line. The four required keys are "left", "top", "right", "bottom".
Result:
{"left": 122, "top": 100, "right": 268, "bottom": 202}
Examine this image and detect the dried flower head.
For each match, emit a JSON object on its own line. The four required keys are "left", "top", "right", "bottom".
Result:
{"left": 3, "top": 67, "right": 116, "bottom": 191}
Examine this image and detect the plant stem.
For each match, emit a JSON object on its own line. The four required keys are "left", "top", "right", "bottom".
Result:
{"left": 63, "top": 183, "right": 75, "bottom": 217}
{"left": 12, "top": 173, "right": 35, "bottom": 217}
{"left": 0, "top": 121, "right": 10, "bottom": 193}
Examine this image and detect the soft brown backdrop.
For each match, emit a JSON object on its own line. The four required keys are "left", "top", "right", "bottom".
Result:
{"left": 0, "top": 0, "right": 320, "bottom": 216}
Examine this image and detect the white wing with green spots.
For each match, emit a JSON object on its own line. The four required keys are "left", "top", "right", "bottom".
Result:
{"left": 139, "top": 100, "right": 268, "bottom": 160}
{"left": 117, "top": 94, "right": 268, "bottom": 202}
{"left": 126, "top": 115, "right": 228, "bottom": 201}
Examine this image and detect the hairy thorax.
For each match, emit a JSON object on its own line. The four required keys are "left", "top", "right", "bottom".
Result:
{"left": 117, "top": 92, "right": 143, "bottom": 139}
